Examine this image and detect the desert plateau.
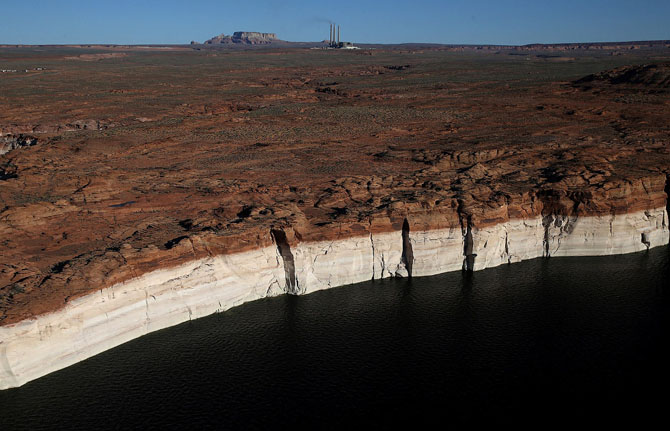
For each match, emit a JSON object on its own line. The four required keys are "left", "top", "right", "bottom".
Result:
{"left": 1, "top": 41, "right": 670, "bottom": 390}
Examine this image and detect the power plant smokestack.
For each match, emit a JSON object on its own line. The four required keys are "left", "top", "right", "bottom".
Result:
{"left": 337, "top": 25, "right": 340, "bottom": 44}
{"left": 329, "top": 23, "right": 332, "bottom": 44}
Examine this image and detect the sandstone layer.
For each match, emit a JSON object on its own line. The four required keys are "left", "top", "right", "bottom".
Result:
{"left": 1, "top": 207, "right": 668, "bottom": 389}
{"left": 1, "top": 46, "right": 670, "bottom": 388}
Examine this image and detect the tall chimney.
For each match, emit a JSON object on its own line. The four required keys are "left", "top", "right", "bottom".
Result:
{"left": 329, "top": 23, "right": 332, "bottom": 44}
{"left": 337, "top": 25, "right": 340, "bottom": 44}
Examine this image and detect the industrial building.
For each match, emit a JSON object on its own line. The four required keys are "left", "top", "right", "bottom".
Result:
{"left": 328, "top": 23, "right": 358, "bottom": 49}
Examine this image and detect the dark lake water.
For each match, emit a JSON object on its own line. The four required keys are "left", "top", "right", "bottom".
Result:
{"left": 2, "top": 248, "right": 670, "bottom": 429}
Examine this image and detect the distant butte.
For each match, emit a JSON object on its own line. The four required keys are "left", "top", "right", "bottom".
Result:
{"left": 202, "top": 31, "right": 281, "bottom": 45}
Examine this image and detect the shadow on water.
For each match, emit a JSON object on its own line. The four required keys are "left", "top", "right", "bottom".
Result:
{"left": 2, "top": 248, "right": 670, "bottom": 429}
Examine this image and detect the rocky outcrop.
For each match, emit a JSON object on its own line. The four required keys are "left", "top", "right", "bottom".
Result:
{"left": 1, "top": 205, "right": 667, "bottom": 389}
{"left": 0, "top": 120, "right": 111, "bottom": 137}
{"left": 574, "top": 63, "right": 670, "bottom": 90}
{"left": 204, "top": 32, "right": 280, "bottom": 45}
{"left": 0, "top": 135, "right": 37, "bottom": 156}
{"left": 0, "top": 246, "right": 286, "bottom": 390}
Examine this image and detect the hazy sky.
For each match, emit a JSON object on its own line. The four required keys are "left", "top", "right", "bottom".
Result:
{"left": 1, "top": 0, "right": 669, "bottom": 45}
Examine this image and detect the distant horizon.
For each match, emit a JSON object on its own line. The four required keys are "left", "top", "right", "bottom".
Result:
{"left": 1, "top": 0, "right": 668, "bottom": 46}
{"left": 2, "top": 37, "right": 670, "bottom": 48}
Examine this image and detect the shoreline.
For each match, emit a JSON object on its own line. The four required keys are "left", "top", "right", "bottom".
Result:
{"left": 1, "top": 207, "right": 668, "bottom": 390}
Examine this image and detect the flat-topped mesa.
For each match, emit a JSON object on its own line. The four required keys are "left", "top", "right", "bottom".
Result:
{"left": 518, "top": 40, "right": 670, "bottom": 51}
{"left": 204, "top": 32, "right": 280, "bottom": 45}
{"left": 233, "top": 32, "right": 278, "bottom": 44}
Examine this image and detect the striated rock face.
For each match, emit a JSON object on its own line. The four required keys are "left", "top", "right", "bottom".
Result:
{"left": 0, "top": 246, "right": 286, "bottom": 389}
{"left": 204, "top": 32, "right": 279, "bottom": 45}
{"left": 1, "top": 207, "right": 667, "bottom": 389}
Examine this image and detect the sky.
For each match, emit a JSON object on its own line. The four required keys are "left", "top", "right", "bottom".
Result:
{"left": 1, "top": 0, "right": 669, "bottom": 46}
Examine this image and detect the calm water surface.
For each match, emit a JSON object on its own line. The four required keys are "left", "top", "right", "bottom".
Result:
{"left": 2, "top": 249, "right": 670, "bottom": 429}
